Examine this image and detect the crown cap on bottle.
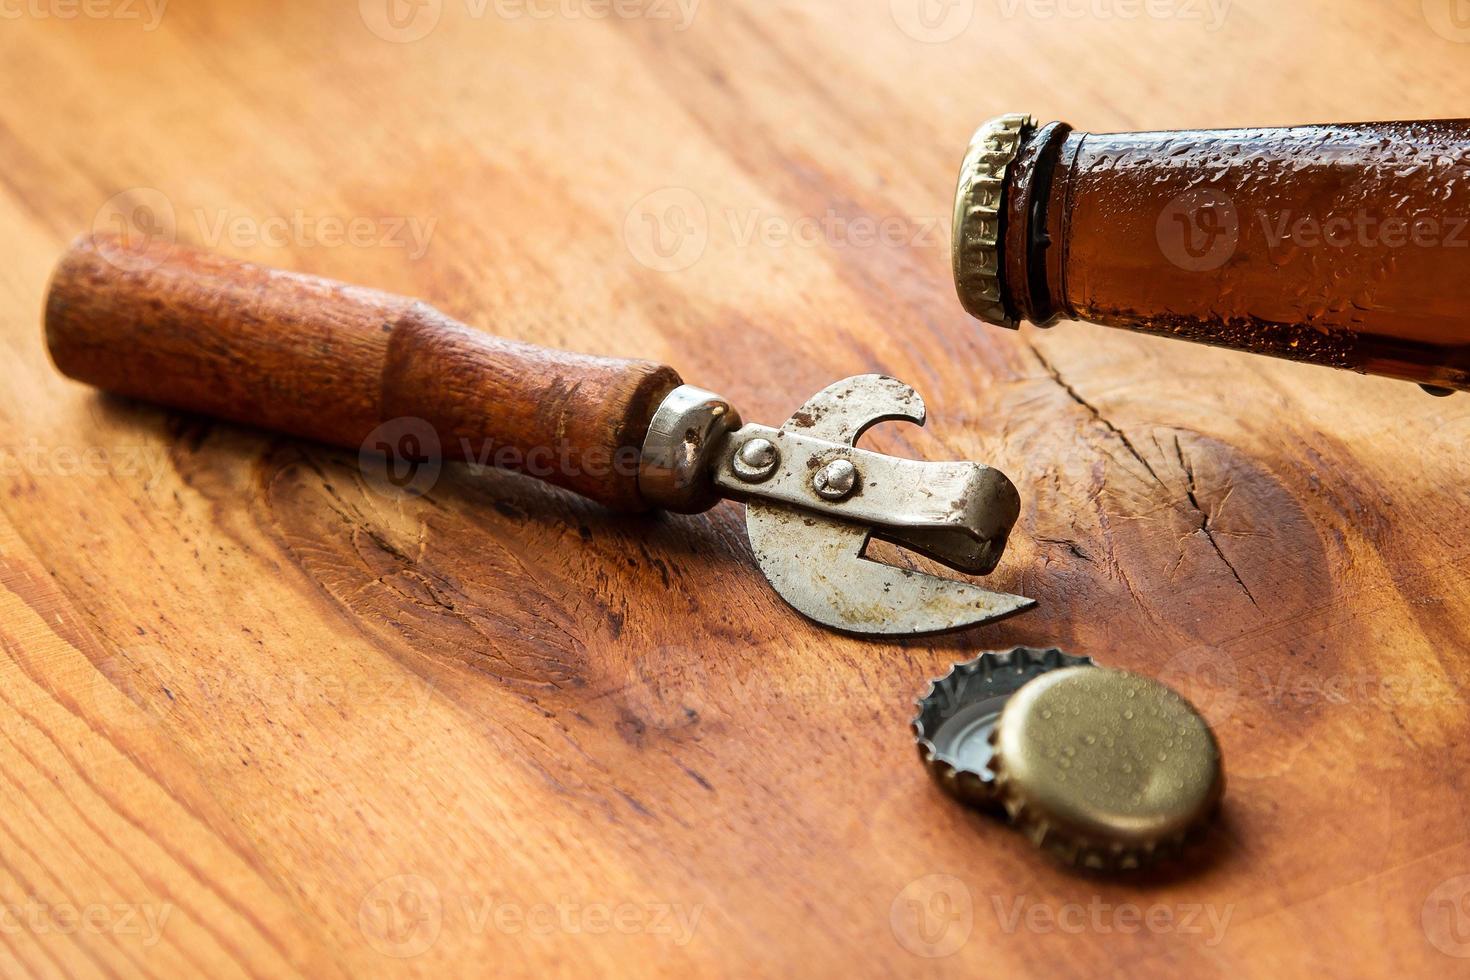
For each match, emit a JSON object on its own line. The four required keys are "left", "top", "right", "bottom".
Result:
{"left": 952, "top": 113, "right": 1034, "bottom": 327}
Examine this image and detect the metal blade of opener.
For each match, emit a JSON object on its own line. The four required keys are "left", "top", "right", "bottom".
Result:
{"left": 738, "top": 376, "right": 1035, "bottom": 636}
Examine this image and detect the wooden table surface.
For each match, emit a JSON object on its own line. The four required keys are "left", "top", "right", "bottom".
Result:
{"left": 4, "top": 1, "right": 1470, "bottom": 975}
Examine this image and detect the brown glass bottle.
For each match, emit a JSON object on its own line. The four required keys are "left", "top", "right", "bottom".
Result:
{"left": 953, "top": 115, "right": 1470, "bottom": 392}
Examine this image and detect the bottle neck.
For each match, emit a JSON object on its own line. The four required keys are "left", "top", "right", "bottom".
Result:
{"left": 993, "top": 119, "right": 1470, "bottom": 391}
{"left": 999, "top": 121, "right": 1075, "bottom": 329}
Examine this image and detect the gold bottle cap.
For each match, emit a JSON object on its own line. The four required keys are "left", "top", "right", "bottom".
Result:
{"left": 991, "top": 667, "right": 1224, "bottom": 871}
{"left": 951, "top": 113, "right": 1034, "bottom": 328}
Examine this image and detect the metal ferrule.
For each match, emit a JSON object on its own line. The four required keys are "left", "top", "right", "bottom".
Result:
{"left": 638, "top": 385, "right": 743, "bottom": 514}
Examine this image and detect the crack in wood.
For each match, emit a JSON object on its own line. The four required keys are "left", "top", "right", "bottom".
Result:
{"left": 1037, "top": 536, "right": 1096, "bottom": 563}
{"left": 1027, "top": 340, "right": 1260, "bottom": 608}
{"left": 1174, "top": 435, "right": 1260, "bottom": 609}
{"left": 1027, "top": 340, "right": 1165, "bottom": 486}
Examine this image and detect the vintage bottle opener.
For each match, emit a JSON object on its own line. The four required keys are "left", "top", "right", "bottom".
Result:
{"left": 44, "top": 235, "right": 1034, "bottom": 636}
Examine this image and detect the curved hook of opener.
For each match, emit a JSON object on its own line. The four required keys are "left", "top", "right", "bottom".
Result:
{"left": 739, "top": 375, "right": 1036, "bottom": 636}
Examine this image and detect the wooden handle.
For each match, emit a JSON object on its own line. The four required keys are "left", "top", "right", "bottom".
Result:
{"left": 44, "top": 235, "right": 683, "bottom": 511}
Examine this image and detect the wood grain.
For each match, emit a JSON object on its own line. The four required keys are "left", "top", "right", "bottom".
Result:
{"left": 3, "top": 1, "right": 1470, "bottom": 976}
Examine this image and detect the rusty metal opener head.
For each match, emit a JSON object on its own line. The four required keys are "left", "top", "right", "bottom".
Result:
{"left": 639, "top": 374, "right": 1034, "bottom": 636}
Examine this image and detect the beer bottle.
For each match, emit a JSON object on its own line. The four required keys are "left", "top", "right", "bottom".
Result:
{"left": 953, "top": 114, "right": 1470, "bottom": 393}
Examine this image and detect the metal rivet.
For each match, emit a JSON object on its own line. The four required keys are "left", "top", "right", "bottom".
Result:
{"left": 732, "top": 438, "right": 780, "bottom": 482}
{"left": 813, "top": 458, "right": 858, "bottom": 500}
